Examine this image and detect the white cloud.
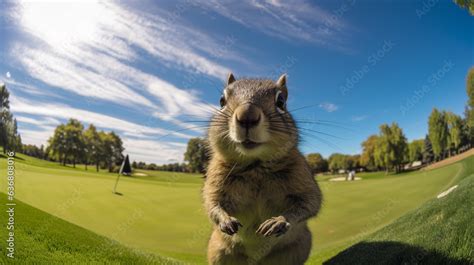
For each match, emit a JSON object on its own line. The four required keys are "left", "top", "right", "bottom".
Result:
{"left": 5, "top": 0, "right": 254, "bottom": 163}
{"left": 11, "top": 0, "right": 233, "bottom": 119}
{"left": 319, "top": 102, "right": 339, "bottom": 112}
{"left": 10, "top": 96, "right": 195, "bottom": 139}
{"left": 352, "top": 115, "right": 368, "bottom": 122}
{"left": 122, "top": 138, "right": 187, "bottom": 164}
{"left": 12, "top": 96, "right": 199, "bottom": 163}
{"left": 194, "top": 0, "right": 349, "bottom": 46}
{"left": 18, "top": 125, "right": 188, "bottom": 164}
{"left": 16, "top": 115, "right": 61, "bottom": 127}
{"left": 6, "top": 72, "right": 11, "bottom": 79}
{"left": 19, "top": 127, "right": 55, "bottom": 147}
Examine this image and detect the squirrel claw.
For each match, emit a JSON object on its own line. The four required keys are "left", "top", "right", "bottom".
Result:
{"left": 256, "top": 216, "right": 290, "bottom": 237}
{"left": 220, "top": 217, "right": 242, "bottom": 235}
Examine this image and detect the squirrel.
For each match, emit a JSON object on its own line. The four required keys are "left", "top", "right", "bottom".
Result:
{"left": 203, "top": 73, "right": 322, "bottom": 265}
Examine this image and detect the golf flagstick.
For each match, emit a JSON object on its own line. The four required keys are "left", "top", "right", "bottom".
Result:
{"left": 113, "top": 154, "right": 132, "bottom": 195}
{"left": 113, "top": 162, "right": 124, "bottom": 194}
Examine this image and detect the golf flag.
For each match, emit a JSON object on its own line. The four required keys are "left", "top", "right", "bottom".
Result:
{"left": 114, "top": 154, "right": 131, "bottom": 194}
{"left": 119, "top": 154, "right": 132, "bottom": 175}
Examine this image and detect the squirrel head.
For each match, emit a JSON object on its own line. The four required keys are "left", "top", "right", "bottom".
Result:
{"left": 208, "top": 73, "right": 298, "bottom": 163}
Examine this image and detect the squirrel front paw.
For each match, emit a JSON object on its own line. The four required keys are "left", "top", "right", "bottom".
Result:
{"left": 219, "top": 217, "right": 243, "bottom": 235}
{"left": 256, "top": 216, "right": 291, "bottom": 237}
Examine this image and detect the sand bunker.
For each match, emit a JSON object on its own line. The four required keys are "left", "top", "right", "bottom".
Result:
{"left": 133, "top": 173, "right": 148, "bottom": 177}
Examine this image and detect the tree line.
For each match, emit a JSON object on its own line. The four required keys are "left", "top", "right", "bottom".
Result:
{"left": 131, "top": 161, "right": 190, "bottom": 172}
{"left": 306, "top": 67, "right": 474, "bottom": 174}
{"left": 0, "top": 84, "right": 22, "bottom": 153}
{"left": 22, "top": 119, "right": 124, "bottom": 172}
{"left": 46, "top": 119, "right": 124, "bottom": 172}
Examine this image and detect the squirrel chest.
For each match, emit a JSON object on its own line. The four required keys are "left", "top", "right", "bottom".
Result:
{"left": 220, "top": 165, "right": 291, "bottom": 227}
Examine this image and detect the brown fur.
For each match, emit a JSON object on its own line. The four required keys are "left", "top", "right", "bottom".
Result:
{"left": 203, "top": 74, "right": 322, "bottom": 265}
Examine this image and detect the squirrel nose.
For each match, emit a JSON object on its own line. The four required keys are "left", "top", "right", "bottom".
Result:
{"left": 235, "top": 104, "right": 261, "bottom": 129}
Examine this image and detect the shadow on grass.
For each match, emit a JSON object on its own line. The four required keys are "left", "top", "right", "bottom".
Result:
{"left": 324, "top": 241, "right": 471, "bottom": 265}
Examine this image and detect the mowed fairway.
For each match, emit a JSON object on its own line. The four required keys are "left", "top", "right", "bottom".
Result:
{"left": 0, "top": 153, "right": 472, "bottom": 264}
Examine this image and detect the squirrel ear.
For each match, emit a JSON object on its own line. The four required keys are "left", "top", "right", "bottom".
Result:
{"left": 276, "top": 74, "right": 287, "bottom": 87}
{"left": 226, "top": 72, "right": 236, "bottom": 86}
{"left": 276, "top": 74, "right": 288, "bottom": 98}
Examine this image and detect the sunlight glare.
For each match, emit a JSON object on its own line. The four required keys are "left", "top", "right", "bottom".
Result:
{"left": 19, "top": 0, "right": 111, "bottom": 47}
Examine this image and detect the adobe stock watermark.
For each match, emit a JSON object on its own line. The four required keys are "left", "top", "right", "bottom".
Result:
{"left": 400, "top": 60, "right": 454, "bottom": 115}
{"left": 5, "top": 151, "right": 16, "bottom": 259}
{"left": 318, "top": 0, "right": 357, "bottom": 33}
{"left": 340, "top": 40, "right": 396, "bottom": 96}
{"left": 416, "top": 0, "right": 440, "bottom": 19}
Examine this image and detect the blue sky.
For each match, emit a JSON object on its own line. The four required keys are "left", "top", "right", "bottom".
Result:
{"left": 0, "top": 0, "right": 472, "bottom": 164}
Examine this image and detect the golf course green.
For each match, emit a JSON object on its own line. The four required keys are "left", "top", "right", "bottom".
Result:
{"left": 0, "top": 152, "right": 472, "bottom": 264}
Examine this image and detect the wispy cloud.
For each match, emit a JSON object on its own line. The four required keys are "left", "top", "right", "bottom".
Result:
{"left": 319, "top": 102, "right": 339, "bottom": 112}
{"left": 10, "top": 96, "right": 195, "bottom": 140}
{"left": 352, "top": 115, "right": 368, "bottom": 122}
{"left": 10, "top": 0, "right": 232, "bottom": 119}
{"left": 12, "top": 95, "right": 197, "bottom": 164}
{"left": 16, "top": 115, "right": 61, "bottom": 128}
{"left": 122, "top": 138, "right": 187, "bottom": 165}
{"left": 195, "top": 0, "right": 350, "bottom": 46}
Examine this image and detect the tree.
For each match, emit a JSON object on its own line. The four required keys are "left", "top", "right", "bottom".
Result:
{"left": 422, "top": 135, "right": 435, "bottom": 164}
{"left": 84, "top": 124, "right": 102, "bottom": 171}
{"left": 100, "top": 131, "right": 124, "bottom": 172}
{"left": 184, "top": 137, "right": 209, "bottom": 173}
{"left": 328, "top": 153, "right": 348, "bottom": 173}
{"left": 428, "top": 108, "right": 449, "bottom": 160}
{"left": 306, "top": 153, "right": 328, "bottom": 174}
{"left": 376, "top": 123, "right": 408, "bottom": 173}
{"left": 445, "top": 112, "right": 463, "bottom": 155}
{"left": 360, "top": 135, "right": 379, "bottom": 171}
{"left": 348, "top": 154, "right": 361, "bottom": 170}
{"left": 0, "top": 85, "right": 20, "bottom": 153}
{"left": 464, "top": 67, "right": 474, "bottom": 144}
{"left": 48, "top": 124, "right": 68, "bottom": 165}
{"left": 408, "top": 139, "right": 424, "bottom": 163}
{"left": 108, "top": 131, "right": 124, "bottom": 172}
{"left": 64, "top": 119, "right": 85, "bottom": 168}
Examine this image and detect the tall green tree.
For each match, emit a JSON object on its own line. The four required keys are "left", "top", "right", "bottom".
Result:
{"left": 422, "top": 135, "right": 434, "bottom": 164}
{"left": 376, "top": 123, "right": 408, "bottom": 173}
{"left": 464, "top": 67, "right": 474, "bottom": 144}
{"left": 0, "top": 85, "right": 20, "bottom": 152}
{"left": 184, "top": 137, "right": 209, "bottom": 173}
{"left": 306, "top": 153, "right": 328, "bottom": 174}
{"left": 84, "top": 124, "right": 102, "bottom": 171}
{"left": 408, "top": 139, "right": 424, "bottom": 163}
{"left": 108, "top": 131, "right": 124, "bottom": 172}
{"left": 445, "top": 111, "right": 463, "bottom": 155}
{"left": 99, "top": 131, "right": 124, "bottom": 172}
{"left": 64, "top": 119, "right": 85, "bottom": 168}
{"left": 328, "top": 153, "right": 349, "bottom": 173}
{"left": 48, "top": 124, "right": 68, "bottom": 165}
{"left": 428, "top": 108, "right": 449, "bottom": 160}
{"left": 360, "top": 135, "right": 379, "bottom": 171}
{"left": 348, "top": 154, "right": 361, "bottom": 170}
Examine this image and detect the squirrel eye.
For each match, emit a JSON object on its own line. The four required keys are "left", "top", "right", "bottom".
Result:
{"left": 275, "top": 91, "right": 286, "bottom": 113}
{"left": 219, "top": 95, "right": 226, "bottom": 108}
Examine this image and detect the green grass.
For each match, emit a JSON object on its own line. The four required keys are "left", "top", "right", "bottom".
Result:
{"left": 0, "top": 193, "right": 185, "bottom": 264}
{"left": 324, "top": 158, "right": 474, "bottom": 264}
{"left": 0, "top": 152, "right": 472, "bottom": 264}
